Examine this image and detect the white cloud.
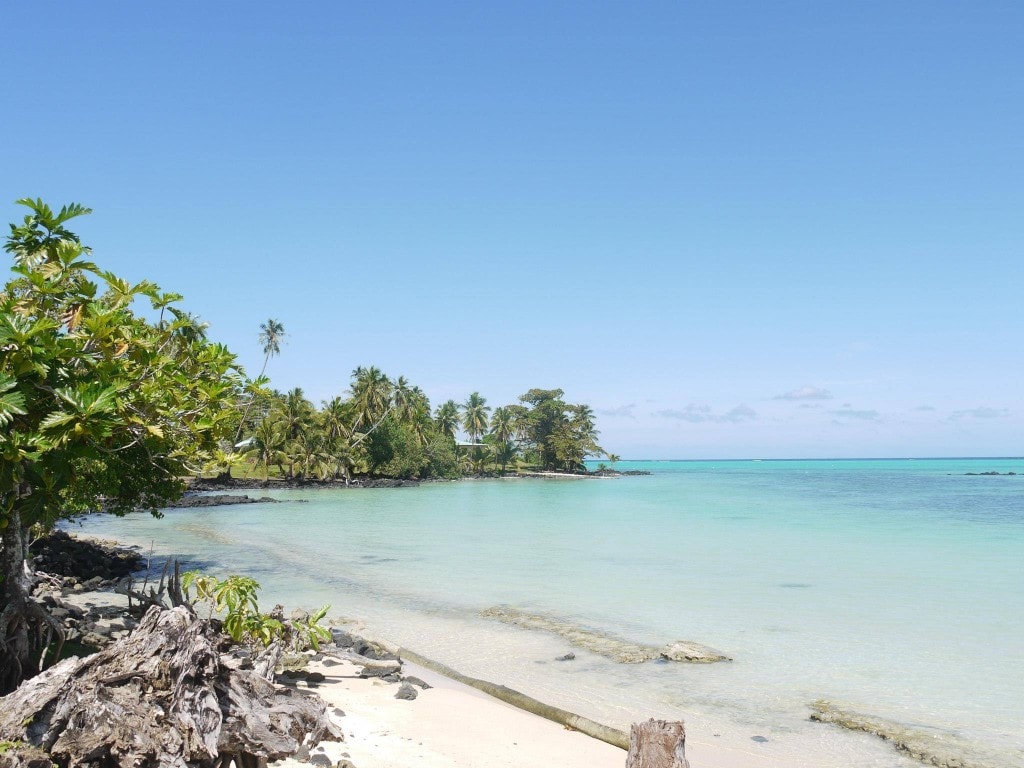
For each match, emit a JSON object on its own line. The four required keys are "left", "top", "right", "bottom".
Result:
{"left": 774, "top": 385, "right": 833, "bottom": 401}
{"left": 829, "top": 408, "right": 881, "bottom": 421}
{"left": 655, "top": 404, "right": 757, "bottom": 424}
{"left": 596, "top": 404, "right": 636, "bottom": 419}
{"left": 950, "top": 407, "right": 1010, "bottom": 420}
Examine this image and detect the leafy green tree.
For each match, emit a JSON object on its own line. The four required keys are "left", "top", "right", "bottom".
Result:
{"left": 422, "top": 432, "right": 460, "bottom": 479}
{"left": 510, "top": 389, "right": 603, "bottom": 471}
{"left": 0, "top": 200, "right": 244, "bottom": 692}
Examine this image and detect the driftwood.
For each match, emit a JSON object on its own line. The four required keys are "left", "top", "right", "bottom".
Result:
{"left": 115, "top": 556, "right": 187, "bottom": 613}
{"left": 399, "top": 647, "right": 630, "bottom": 750}
{"left": 0, "top": 606, "right": 340, "bottom": 768}
{"left": 625, "top": 719, "right": 690, "bottom": 768}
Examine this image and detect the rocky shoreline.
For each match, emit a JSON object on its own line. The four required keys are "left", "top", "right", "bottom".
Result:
{"left": 30, "top": 531, "right": 147, "bottom": 650}
{"left": 187, "top": 468, "right": 649, "bottom": 494}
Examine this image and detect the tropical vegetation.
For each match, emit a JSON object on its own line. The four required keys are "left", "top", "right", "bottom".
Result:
{"left": 0, "top": 199, "right": 245, "bottom": 692}
{"left": 229, "top": 378, "right": 605, "bottom": 482}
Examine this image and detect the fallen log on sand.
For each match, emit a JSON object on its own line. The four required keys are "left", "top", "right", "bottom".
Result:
{"left": 0, "top": 606, "right": 339, "bottom": 768}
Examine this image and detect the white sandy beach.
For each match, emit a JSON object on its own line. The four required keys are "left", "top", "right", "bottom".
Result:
{"left": 274, "top": 653, "right": 800, "bottom": 768}
{"left": 278, "top": 656, "right": 626, "bottom": 768}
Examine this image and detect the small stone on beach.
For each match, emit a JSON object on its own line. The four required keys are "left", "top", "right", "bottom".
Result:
{"left": 402, "top": 675, "right": 432, "bottom": 689}
{"left": 394, "top": 682, "right": 418, "bottom": 700}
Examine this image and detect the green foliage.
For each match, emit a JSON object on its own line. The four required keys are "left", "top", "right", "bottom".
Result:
{"left": 423, "top": 432, "right": 460, "bottom": 479}
{"left": 0, "top": 198, "right": 251, "bottom": 692}
{"left": 1, "top": 199, "right": 245, "bottom": 530}
{"left": 291, "top": 605, "right": 332, "bottom": 651}
{"left": 509, "top": 389, "right": 603, "bottom": 471}
{"left": 237, "top": 374, "right": 608, "bottom": 480}
{"left": 182, "top": 570, "right": 330, "bottom": 649}
{"left": 433, "top": 399, "right": 460, "bottom": 440}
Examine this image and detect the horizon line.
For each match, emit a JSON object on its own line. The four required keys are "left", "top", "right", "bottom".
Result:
{"left": 591, "top": 456, "right": 1024, "bottom": 463}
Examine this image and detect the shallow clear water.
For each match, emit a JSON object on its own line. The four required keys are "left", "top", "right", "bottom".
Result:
{"left": 72, "top": 458, "right": 1024, "bottom": 767}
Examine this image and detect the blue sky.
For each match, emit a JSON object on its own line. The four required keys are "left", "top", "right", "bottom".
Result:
{"left": 3, "top": 2, "right": 1022, "bottom": 458}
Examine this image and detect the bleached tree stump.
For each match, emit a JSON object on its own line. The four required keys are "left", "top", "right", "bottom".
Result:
{"left": 625, "top": 719, "right": 690, "bottom": 768}
{"left": 0, "top": 606, "right": 339, "bottom": 767}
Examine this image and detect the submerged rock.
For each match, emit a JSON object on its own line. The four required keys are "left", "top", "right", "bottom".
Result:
{"left": 480, "top": 606, "right": 730, "bottom": 664}
{"left": 661, "top": 641, "right": 731, "bottom": 663}
{"left": 809, "top": 700, "right": 1005, "bottom": 768}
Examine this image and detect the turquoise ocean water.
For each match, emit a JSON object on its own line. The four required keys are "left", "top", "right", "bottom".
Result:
{"left": 72, "top": 459, "right": 1024, "bottom": 767}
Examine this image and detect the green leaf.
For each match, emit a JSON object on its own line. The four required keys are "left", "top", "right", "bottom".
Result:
{"left": 0, "top": 389, "right": 27, "bottom": 427}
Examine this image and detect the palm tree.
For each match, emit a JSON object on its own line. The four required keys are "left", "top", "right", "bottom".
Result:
{"left": 434, "top": 400, "right": 461, "bottom": 440}
{"left": 321, "top": 397, "right": 355, "bottom": 481}
{"left": 398, "top": 384, "right": 431, "bottom": 445}
{"left": 257, "top": 318, "right": 286, "bottom": 379}
{"left": 253, "top": 418, "right": 287, "bottom": 480}
{"left": 279, "top": 387, "right": 314, "bottom": 440}
{"left": 320, "top": 397, "right": 351, "bottom": 442}
{"left": 350, "top": 366, "right": 392, "bottom": 431}
{"left": 489, "top": 406, "right": 516, "bottom": 473}
{"left": 392, "top": 376, "right": 416, "bottom": 423}
{"left": 235, "top": 318, "right": 285, "bottom": 442}
{"left": 462, "top": 392, "right": 490, "bottom": 444}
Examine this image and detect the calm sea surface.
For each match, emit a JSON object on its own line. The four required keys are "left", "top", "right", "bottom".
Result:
{"left": 72, "top": 459, "right": 1024, "bottom": 767}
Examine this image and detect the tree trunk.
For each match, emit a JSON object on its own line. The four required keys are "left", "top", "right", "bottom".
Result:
{"left": 0, "top": 605, "right": 340, "bottom": 767}
{"left": 625, "top": 719, "right": 690, "bottom": 768}
{"left": 0, "top": 509, "right": 60, "bottom": 694}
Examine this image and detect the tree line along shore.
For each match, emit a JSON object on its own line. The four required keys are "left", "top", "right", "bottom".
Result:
{"left": 224, "top": 375, "right": 615, "bottom": 484}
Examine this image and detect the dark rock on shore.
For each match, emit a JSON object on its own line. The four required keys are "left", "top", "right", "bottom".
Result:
{"left": 32, "top": 530, "right": 144, "bottom": 582}
{"left": 330, "top": 628, "right": 400, "bottom": 661}
{"left": 402, "top": 676, "right": 432, "bottom": 690}
{"left": 164, "top": 493, "right": 279, "bottom": 508}
{"left": 964, "top": 471, "right": 1017, "bottom": 476}
{"left": 394, "top": 682, "right": 418, "bottom": 700}
{"left": 188, "top": 476, "right": 422, "bottom": 492}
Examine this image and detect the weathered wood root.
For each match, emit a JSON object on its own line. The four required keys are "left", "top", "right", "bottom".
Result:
{"left": 0, "top": 743, "right": 55, "bottom": 768}
{"left": 625, "top": 719, "right": 690, "bottom": 768}
{"left": 0, "top": 606, "right": 340, "bottom": 768}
